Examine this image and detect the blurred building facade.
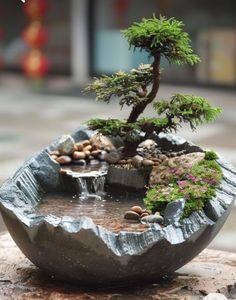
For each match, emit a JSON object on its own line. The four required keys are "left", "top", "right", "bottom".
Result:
{"left": 1, "top": 0, "right": 236, "bottom": 86}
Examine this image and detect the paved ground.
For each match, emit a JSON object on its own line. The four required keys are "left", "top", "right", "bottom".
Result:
{"left": 0, "top": 78, "right": 235, "bottom": 252}
{"left": 1, "top": 233, "right": 235, "bottom": 299}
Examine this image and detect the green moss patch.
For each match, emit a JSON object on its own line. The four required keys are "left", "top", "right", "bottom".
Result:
{"left": 144, "top": 159, "right": 223, "bottom": 218}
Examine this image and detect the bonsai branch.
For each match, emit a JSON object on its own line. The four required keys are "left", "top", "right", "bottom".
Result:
{"left": 127, "top": 54, "right": 160, "bottom": 124}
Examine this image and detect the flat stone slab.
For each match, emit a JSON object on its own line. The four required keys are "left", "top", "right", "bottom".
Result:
{"left": 107, "top": 165, "right": 148, "bottom": 189}
{"left": 0, "top": 232, "right": 235, "bottom": 300}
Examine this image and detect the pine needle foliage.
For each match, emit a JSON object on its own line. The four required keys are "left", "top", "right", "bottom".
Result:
{"left": 86, "top": 117, "right": 169, "bottom": 136}
{"left": 86, "top": 119, "right": 130, "bottom": 136}
{"left": 84, "top": 16, "right": 222, "bottom": 151}
{"left": 122, "top": 15, "right": 200, "bottom": 65}
{"left": 154, "top": 94, "right": 223, "bottom": 131}
{"left": 86, "top": 93, "right": 222, "bottom": 137}
{"left": 84, "top": 64, "right": 153, "bottom": 108}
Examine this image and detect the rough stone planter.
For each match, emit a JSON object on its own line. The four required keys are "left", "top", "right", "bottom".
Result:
{"left": 0, "top": 128, "right": 235, "bottom": 286}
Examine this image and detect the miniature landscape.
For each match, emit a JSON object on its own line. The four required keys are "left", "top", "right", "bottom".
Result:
{"left": 46, "top": 132, "right": 223, "bottom": 232}
{"left": 0, "top": 16, "right": 235, "bottom": 285}
{"left": 45, "top": 15, "right": 223, "bottom": 232}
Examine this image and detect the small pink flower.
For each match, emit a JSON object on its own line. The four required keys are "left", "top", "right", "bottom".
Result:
{"left": 175, "top": 170, "right": 182, "bottom": 175}
{"left": 178, "top": 180, "right": 189, "bottom": 188}
{"left": 181, "top": 189, "right": 186, "bottom": 193}
{"left": 186, "top": 174, "right": 197, "bottom": 182}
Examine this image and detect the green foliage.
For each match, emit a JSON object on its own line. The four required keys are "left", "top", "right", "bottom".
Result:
{"left": 122, "top": 15, "right": 200, "bottom": 65}
{"left": 86, "top": 117, "right": 170, "bottom": 137}
{"left": 85, "top": 16, "right": 222, "bottom": 146}
{"left": 86, "top": 93, "right": 222, "bottom": 137}
{"left": 144, "top": 159, "right": 223, "bottom": 218}
{"left": 136, "top": 117, "right": 170, "bottom": 132}
{"left": 84, "top": 64, "right": 153, "bottom": 108}
{"left": 204, "top": 150, "right": 219, "bottom": 161}
{"left": 154, "top": 94, "right": 223, "bottom": 131}
{"left": 86, "top": 119, "right": 128, "bottom": 136}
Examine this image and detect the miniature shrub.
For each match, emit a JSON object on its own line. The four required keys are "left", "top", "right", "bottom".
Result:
{"left": 204, "top": 150, "right": 219, "bottom": 161}
{"left": 144, "top": 159, "right": 223, "bottom": 218}
{"left": 84, "top": 16, "right": 222, "bottom": 154}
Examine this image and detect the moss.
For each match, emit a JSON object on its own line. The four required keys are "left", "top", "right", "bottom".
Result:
{"left": 144, "top": 159, "right": 223, "bottom": 218}
{"left": 204, "top": 150, "right": 219, "bottom": 161}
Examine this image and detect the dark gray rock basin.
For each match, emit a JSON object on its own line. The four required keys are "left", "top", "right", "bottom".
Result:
{"left": 0, "top": 128, "right": 235, "bottom": 286}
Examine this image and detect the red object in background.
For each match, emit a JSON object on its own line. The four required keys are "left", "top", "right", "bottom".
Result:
{"left": 0, "top": 56, "right": 4, "bottom": 69}
{"left": 114, "top": 0, "right": 129, "bottom": 16}
{"left": 0, "top": 26, "right": 5, "bottom": 70}
{"left": 22, "top": 50, "right": 49, "bottom": 79}
{"left": 113, "top": 0, "right": 129, "bottom": 28}
{"left": 0, "top": 27, "right": 5, "bottom": 41}
{"left": 22, "top": 22, "right": 48, "bottom": 48}
{"left": 22, "top": 0, "right": 50, "bottom": 80}
{"left": 23, "top": 0, "right": 49, "bottom": 19}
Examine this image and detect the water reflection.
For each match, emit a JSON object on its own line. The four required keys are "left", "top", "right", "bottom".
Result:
{"left": 36, "top": 187, "right": 149, "bottom": 233}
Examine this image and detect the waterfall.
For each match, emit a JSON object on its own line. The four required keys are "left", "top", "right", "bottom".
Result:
{"left": 91, "top": 175, "right": 106, "bottom": 194}
{"left": 70, "top": 170, "right": 107, "bottom": 200}
{"left": 75, "top": 177, "right": 90, "bottom": 200}
{"left": 61, "top": 164, "right": 108, "bottom": 200}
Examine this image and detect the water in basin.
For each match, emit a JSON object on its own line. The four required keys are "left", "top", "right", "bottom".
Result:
{"left": 35, "top": 163, "right": 150, "bottom": 233}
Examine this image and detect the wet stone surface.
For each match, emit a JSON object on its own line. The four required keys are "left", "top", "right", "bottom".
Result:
{"left": 164, "top": 198, "right": 186, "bottom": 225}
{"left": 141, "top": 214, "right": 164, "bottom": 224}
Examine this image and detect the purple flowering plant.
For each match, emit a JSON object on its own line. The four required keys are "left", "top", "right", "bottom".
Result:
{"left": 144, "top": 155, "right": 223, "bottom": 218}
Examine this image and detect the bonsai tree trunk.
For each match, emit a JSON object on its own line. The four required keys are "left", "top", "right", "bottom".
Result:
{"left": 123, "top": 54, "right": 160, "bottom": 157}
{"left": 127, "top": 53, "right": 161, "bottom": 123}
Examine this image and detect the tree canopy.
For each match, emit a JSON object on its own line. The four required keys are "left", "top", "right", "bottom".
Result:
{"left": 122, "top": 15, "right": 200, "bottom": 65}
{"left": 85, "top": 16, "right": 221, "bottom": 148}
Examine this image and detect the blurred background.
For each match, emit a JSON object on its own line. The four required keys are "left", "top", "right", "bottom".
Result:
{"left": 0, "top": 0, "right": 235, "bottom": 252}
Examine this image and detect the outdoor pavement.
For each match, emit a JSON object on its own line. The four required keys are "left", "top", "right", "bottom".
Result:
{"left": 0, "top": 78, "right": 235, "bottom": 252}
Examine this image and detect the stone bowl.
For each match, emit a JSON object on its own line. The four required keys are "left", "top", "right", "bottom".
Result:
{"left": 0, "top": 128, "right": 235, "bottom": 286}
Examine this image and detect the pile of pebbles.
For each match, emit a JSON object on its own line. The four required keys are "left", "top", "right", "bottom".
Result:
{"left": 50, "top": 134, "right": 115, "bottom": 166}
{"left": 124, "top": 206, "right": 164, "bottom": 225}
{"left": 113, "top": 138, "right": 187, "bottom": 170}
{"left": 114, "top": 151, "right": 186, "bottom": 171}
{"left": 51, "top": 135, "right": 187, "bottom": 170}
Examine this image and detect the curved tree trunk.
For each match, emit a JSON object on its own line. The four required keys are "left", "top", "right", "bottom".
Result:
{"left": 127, "top": 54, "right": 161, "bottom": 124}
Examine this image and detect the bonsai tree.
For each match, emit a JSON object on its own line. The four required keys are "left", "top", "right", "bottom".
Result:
{"left": 85, "top": 16, "right": 222, "bottom": 155}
